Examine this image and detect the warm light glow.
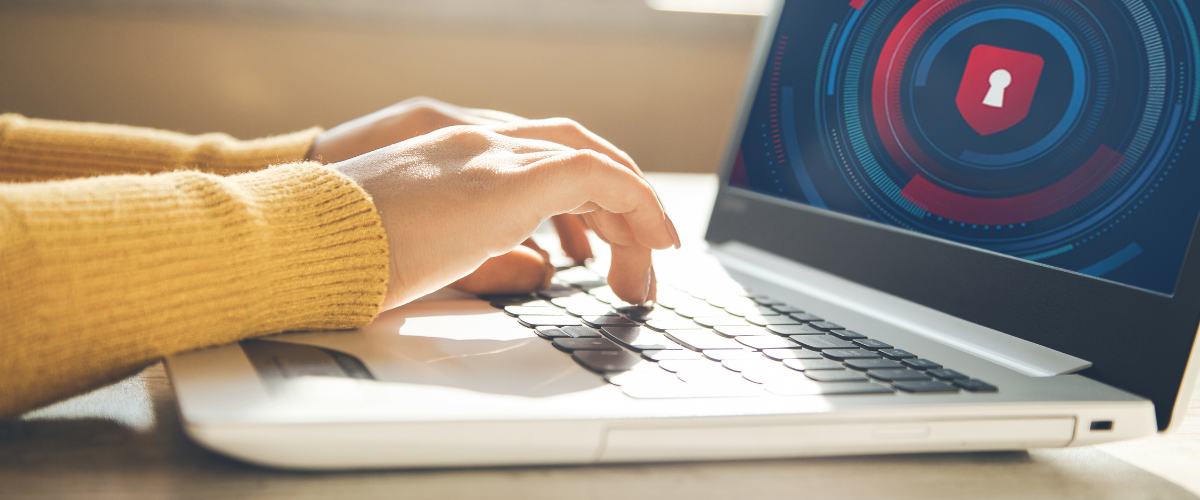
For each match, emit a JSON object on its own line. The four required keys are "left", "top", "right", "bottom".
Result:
{"left": 646, "top": 0, "right": 773, "bottom": 16}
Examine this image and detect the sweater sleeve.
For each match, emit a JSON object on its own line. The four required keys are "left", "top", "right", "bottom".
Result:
{"left": 0, "top": 162, "right": 389, "bottom": 418}
{"left": 0, "top": 113, "right": 322, "bottom": 182}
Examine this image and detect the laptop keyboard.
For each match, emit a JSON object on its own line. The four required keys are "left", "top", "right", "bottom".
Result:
{"left": 484, "top": 267, "right": 998, "bottom": 399}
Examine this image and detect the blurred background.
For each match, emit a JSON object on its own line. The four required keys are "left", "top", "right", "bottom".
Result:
{"left": 0, "top": 0, "right": 767, "bottom": 173}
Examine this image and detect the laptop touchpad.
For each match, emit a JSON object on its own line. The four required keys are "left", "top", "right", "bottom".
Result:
{"left": 249, "top": 298, "right": 607, "bottom": 398}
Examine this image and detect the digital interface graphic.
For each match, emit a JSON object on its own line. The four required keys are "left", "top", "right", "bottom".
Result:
{"left": 730, "top": 0, "right": 1200, "bottom": 295}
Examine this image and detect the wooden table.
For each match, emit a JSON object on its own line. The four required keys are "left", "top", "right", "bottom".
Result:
{"left": 4, "top": 173, "right": 1199, "bottom": 499}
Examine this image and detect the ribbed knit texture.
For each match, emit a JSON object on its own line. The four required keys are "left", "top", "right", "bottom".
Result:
{"left": 0, "top": 117, "right": 389, "bottom": 418}
{"left": 0, "top": 113, "right": 322, "bottom": 182}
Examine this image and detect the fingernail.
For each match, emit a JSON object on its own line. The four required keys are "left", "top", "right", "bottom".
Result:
{"left": 639, "top": 266, "right": 655, "bottom": 305}
{"left": 666, "top": 216, "right": 681, "bottom": 249}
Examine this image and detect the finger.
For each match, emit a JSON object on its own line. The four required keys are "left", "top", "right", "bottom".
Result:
{"left": 509, "top": 149, "right": 675, "bottom": 304}
{"left": 514, "top": 149, "right": 675, "bottom": 251}
{"left": 606, "top": 243, "right": 656, "bottom": 304}
{"left": 491, "top": 120, "right": 681, "bottom": 249}
{"left": 450, "top": 245, "right": 554, "bottom": 295}
{"left": 489, "top": 118, "right": 644, "bottom": 176}
{"left": 551, "top": 214, "right": 593, "bottom": 264}
{"left": 520, "top": 237, "right": 550, "bottom": 260}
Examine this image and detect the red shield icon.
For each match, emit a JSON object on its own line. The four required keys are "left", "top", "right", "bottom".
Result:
{"left": 956, "top": 45, "right": 1044, "bottom": 136}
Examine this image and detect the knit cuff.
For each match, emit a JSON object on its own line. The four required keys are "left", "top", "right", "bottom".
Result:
{"left": 0, "top": 113, "right": 322, "bottom": 182}
{"left": 225, "top": 162, "right": 390, "bottom": 332}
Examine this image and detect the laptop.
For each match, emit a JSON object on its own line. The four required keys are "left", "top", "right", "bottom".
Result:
{"left": 166, "top": 0, "right": 1200, "bottom": 469}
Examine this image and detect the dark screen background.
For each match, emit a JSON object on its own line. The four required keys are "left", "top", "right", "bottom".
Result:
{"left": 731, "top": 0, "right": 1200, "bottom": 296}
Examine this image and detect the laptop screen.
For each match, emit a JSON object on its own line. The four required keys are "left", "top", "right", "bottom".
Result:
{"left": 729, "top": 0, "right": 1200, "bottom": 296}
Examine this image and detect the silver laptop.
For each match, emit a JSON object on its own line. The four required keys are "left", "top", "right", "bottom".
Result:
{"left": 166, "top": 0, "right": 1200, "bottom": 469}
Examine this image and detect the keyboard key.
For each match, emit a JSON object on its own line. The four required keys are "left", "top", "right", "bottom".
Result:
{"left": 703, "top": 349, "right": 763, "bottom": 362}
{"left": 642, "top": 349, "right": 704, "bottom": 361}
{"left": 789, "top": 335, "right": 857, "bottom": 350}
{"left": 808, "top": 321, "right": 845, "bottom": 331}
{"left": 902, "top": 359, "right": 942, "bottom": 370}
{"left": 725, "top": 304, "right": 781, "bottom": 317}
{"left": 674, "top": 304, "right": 727, "bottom": 318}
{"left": 551, "top": 296, "right": 598, "bottom": 308}
{"left": 788, "top": 312, "right": 824, "bottom": 322}
{"left": 706, "top": 295, "right": 759, "bottom": 309}
{"left": 613, "top": 305, "right": 675, "bottom": 322}
{"left": 664, "top": 330, "right": 746, "bottom": 351}
{"left": 752, "top": 296, "right": 788, "bottom": 306}
{"left": 538, "top": 285, "right": 584, "bottom": 299}
{"left": 603, "top": 370, "right": 678, "bottom": 386}
{"left": 828, "top": 329, "right": 868, "bottom": 340}
{"left": 519, "top": 315, "right": 582, "bottom": 328}
{"left": 581, "top": 315, "right": 638, "bottom": 328}
{"left": 720, "top": 358, "right": 778, "bottom": 372}
{"left": 805, "top": 370, "right": 869, "bottom": 383}
{"left": 568, "top": 280, "right": 608, "bottom": 292}
{"left": 894, "top": 380, "right": 959, "bottom": 393}
{"left": 658, "top": 359, "right": 713, "bottom": 373}
{"left": 534, "top": 326, "right": 572, "bottom": 339}
{"left": 601, "top": 326, "right": 682, "bottom": 351}
{"left": 554, "top": 266, "right": 602, "bottom": 284}
{"left": 652, "top": 289, "right": 695, "bottom": 309}
{"left": 745, "top": 315, "right": 803, "bottom": 327}
{"left": 559, "top": 325, "right": 603, "bottom": 338}
{"left": 658, "top": 296, "right": 709, "bottom": 311}
{"left": 589, "top": 287, "right": 622, "bottom": 304}
{"left": 854, "top": 339, "right": 893, "bottom": 350}
{"left": 552, "top": 337, "right": 623, "bottom": 352}
{"left": 867, "top": 369, "right": 932, "bottom": 382}
{"left": 565, "top": 303, "right": 617, "bottom": 317}
{"left": 572, "top": 350, "right": 646, "bottom": 372}
{"left": 782, "top": 358, "right": 845, "bottom": 371}
{"left": 713, "top": 325, "right": 770, "bottom": 337}
{"left": 762, "top": 348, "right": 823, "bottom": 361}
{"left": 843, "top": 358, "right": 906, "bottom": 371}
{"left": 739, "top": 364, "right": 804, "bottom": 384}
{"left": 770, "top": 304, "right": 806, "bottom": 314}
{"left": 927, "top": 368, "right": 969, "bottom": 380}
{"left": 674, "top": 365, "right": 752, "bottom": 386}
{"left": 503, "top": 305, "right": 561, "bottom": 317}
{"left": 764, "top": 381, "right": 894, "bottom": 396}
{"left": 821, "top": 349, "right": 881, "bottom": 361}
{"left": 693, "top": 316, "right": 750, "bottom": 328}
{"left": 736, "top": 336, "right": 800, "bottom": 350}
{"left": 481, "top": 293, "right": 537, "bottom": 306}
{"left": 879, "top": 349, "right": 918, "bottom": 360}
{"left": 645, "top": 319, "right": 705, "bottom": 332}
{"left": 766, "top": 324, "right": 825, "bottom": 336}
{"left": 954, "top": 379, "right": 999, "bottom": 392}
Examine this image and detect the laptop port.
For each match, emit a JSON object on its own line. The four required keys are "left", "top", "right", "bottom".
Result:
{"left": 1089, "top": 420, "right": 1114, "bottom": 431}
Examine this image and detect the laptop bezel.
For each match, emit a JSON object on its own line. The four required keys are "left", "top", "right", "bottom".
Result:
{"left": 705, "top": 0, "right": 1200, "bottom": 431}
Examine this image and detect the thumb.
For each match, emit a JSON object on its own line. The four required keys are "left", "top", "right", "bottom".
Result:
{"left": 450, "top": 242, "right": 555, "bottom": 295}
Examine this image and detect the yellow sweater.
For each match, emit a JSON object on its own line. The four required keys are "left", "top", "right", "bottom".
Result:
{"left": 0, "top": 114, "right": 390, "bottom": 418}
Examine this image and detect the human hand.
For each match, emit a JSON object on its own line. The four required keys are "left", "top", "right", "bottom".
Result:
{"left": 307, "top": 96, "right": 524, "bottom": 164}
{"left": 307, "top": 97, "right": 599, "bottom": 289}
{"left": 331, "top": 119, "right": 680, "bottom": 309}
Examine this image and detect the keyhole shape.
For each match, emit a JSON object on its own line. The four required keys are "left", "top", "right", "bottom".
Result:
{"left": 983, "top": 69, "right": 1012, "bottom": 108}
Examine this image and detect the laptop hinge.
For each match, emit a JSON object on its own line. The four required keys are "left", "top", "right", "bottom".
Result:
{"left": 710, "top": 241, "right": 1092, "bottom": 377}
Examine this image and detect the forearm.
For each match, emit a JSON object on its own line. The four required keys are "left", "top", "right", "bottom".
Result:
{"left": 0, "top": 163, "right": 388, "bottom": 418}
{"left": 0, "top": 114, "right": 321, "bottom": 182}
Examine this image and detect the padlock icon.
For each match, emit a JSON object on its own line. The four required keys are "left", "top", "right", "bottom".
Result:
{"left": 956, "top": 45, "right": 1044, "bottom": 136}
